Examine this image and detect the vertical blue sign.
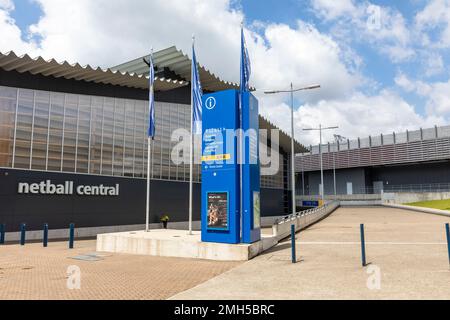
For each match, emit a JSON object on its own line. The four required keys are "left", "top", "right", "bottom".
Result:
{"left": 201, "top": 90, "right": 240, "bottom": 244}
{"left": 242, "top": 92, "right": 261, "bottom": 244}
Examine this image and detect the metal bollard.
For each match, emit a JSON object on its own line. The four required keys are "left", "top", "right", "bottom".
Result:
{"left": 20, "top": 223, "right": 26, "bottom": 246}
{"left": 360, "top": 224, "right": 367, "bottom": 267}
{"left": 43, "top": 224, "right": 49, "bottom": 248}
{"left": 69, "top": 223, "right": 75, "bottom": 249}
{"left": 446, "top": 223, "right": 450, "bottom": 266}
{"left": 291, "top": 225, "right": 297, "bottom": 264}
{"left": 0, "top": 224, "right": 5, "bottom": 244}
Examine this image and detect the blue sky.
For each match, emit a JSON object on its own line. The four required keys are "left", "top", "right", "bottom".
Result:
{"left": 2, "top": 0, "right": 450, "bottom": 144}
{"left": 238, "top": 0, "right": 442, "bottom": 117}
{"left": 9, "top": 0, "right": 40, "bottom": 35}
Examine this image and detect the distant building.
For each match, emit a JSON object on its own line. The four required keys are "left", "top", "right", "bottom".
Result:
{"left": 296, "top": 126, "right": 450, "bottom": 195}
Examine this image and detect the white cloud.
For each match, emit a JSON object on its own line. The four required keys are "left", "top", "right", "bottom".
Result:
{"left": 0, "top": 0, "right": 446, "bottom": 146}
{"left": 310, "top": 0, "right": 358, "bottom": 20}
{"left": 424, "top": 52, "right": 445, "bottom": 77}
{"left": 0, "top": 2, "right": 39, "bottom": 56}
{"left": 415, "top": 0, "right": 450, "bottom": 48}
{"left": 251, "top": 21, "right": 360, "bottom": 102}
{"left": 311, "top": 0, "right": 414, "bottom": 63}
{"left": 0, "top": 0, "right": 14, "bottom": 11}
{"left": 394, "top": 72, "right": 416, "bottom": 92}
{"left": 261, "top": 90, "right": 444, "bottom": 145}
{"left": 395, "top": 72, "right": 450, "bottom": 119}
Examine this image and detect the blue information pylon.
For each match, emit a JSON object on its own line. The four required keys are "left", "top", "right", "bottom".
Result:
{"left": 201, "top": 90, "right": 241, "bottom": 244}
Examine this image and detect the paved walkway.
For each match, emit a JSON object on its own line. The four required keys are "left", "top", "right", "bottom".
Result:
{"left": 171, "top": 207, "right": 450, "bottom": 300}
{"left": 0, "top": 240, "right": 241, "bottom": 300}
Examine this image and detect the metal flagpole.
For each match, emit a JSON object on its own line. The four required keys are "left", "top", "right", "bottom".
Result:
{"left": 290, "top": 83, "right": 296, "bottom": 216}
{"left": 189, "top": 36, "right": 195, "bottom": 236}
{"left": 239, "top": 22, "right": 244, "bottom": 243}
{"left": 145, "top": 48, "right": 154, "bottom": 233}
{"left": 146, "top": 136, "right": 152, "bottom": 232}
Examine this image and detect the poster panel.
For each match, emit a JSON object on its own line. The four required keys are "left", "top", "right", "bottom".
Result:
{"left": 207, "top": 192, "right": 229, "bottom": 230}
{"left": 253, "top": 191, "right": 261, "bottom": 229}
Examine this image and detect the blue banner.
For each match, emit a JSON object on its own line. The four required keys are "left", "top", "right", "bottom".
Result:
{"left": 192, "top": 45, "right": 203, "bottom": 135}
{"left": 240, "top": 26, "right": 252, "bottom": 93}
{"left": 148, "top": 54, "right": 156, "bottom": 138}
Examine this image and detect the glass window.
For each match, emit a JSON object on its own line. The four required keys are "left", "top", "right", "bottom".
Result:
{"left": 0, "top": 85, "right": 286, "bottom": 191}
{"left": 0, "top": 90, "right": 16, "bottom": 167}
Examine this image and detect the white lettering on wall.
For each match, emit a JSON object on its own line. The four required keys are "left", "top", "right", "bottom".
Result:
{"left": 18, "top": 180, "right": 120, "bottom": 197}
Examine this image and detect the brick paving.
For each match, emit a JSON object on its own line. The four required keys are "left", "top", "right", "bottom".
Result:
{"left": 0, "top": 240, "right": 241, "bottom": 300}
{"left": 172, "top": 207, "right": 450, "bottom": 300}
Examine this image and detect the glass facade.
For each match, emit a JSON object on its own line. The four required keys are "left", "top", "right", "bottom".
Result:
{"left": 0, "top": 85, "right": 283, "bottom": 188}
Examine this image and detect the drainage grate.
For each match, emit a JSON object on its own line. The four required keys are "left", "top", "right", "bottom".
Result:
{"left": 69, "top": 252, "right": 110, "bottom": 262}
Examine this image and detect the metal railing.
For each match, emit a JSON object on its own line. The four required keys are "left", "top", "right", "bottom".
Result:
{"left": 383, "top": 183, "right": 450, "bottom": 194}
{"left": 346, "top": 183, "right": 450, "bottom": 195}
{"left": 272, "top": 201, "right": 340, "bottom": 240}
{"left": 276, "top": 201, "right": 339, "bottom": 225}
{"left": 300, "top": 183, "right": 450, "bottom": 197}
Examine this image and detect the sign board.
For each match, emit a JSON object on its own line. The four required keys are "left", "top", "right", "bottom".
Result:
{"left": 201, "top": 90, "right": 240, "bottom": 244}
{"left": 303, "top": 200, "right": 319, "bottom": 207}
{"left": 201, "top": 90, "right": 261, "bottom": 245}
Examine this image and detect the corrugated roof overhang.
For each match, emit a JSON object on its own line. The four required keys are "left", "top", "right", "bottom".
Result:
{"left": 112, "top": 46, "right": 241, "bottom": 92}
{"left": 0, "top": 51, "right": 188, "bottom": 91}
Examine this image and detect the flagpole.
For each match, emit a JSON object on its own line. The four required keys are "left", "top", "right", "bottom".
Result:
{"left": 188, "top": 35, "right": 195, "bottom": 235}
{"left": 239, "top": 22, "right": 244, "bottom": 243}
{"left": 146, "top": 48, "right": 154, "bottom": 233}
{"left": 146, "top": 136, "right": 152, "bottom": 232}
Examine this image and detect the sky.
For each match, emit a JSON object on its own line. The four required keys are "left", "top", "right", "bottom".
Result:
{"left": 1, "top": 0, "right": 450, "bottom": 146}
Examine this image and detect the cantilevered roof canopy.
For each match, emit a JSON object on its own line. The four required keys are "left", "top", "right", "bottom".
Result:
{"left": 0, "top": 50, "right": 188, "bottom": 91}
{"left": 112, "top": 46, "right": 240, "bottom": 92}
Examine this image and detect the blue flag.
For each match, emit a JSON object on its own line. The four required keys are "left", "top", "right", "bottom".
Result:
{"left": 240, "top": 25, "right": 252, "bottom": 93}
{"left": 192, "top": 44, "right": 203, "bottom": 135}
{"left": 148, "top": 54, "right": 156, "bottom": 138}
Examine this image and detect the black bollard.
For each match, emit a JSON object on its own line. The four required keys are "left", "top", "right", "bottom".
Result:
{"left": 291, "top": 225, "right": 297, "bottom": 264}
{"left": 43, "top": 224, "right": 49, "bottom": 248}
{"left": 69, "top": 223, "right": 75, "bottom": 249}
{"left": 20, "top": 223, "right": 26, "bottom": 246}
{"left": 446, "top": 223, "right": 450, "bottom": 266}
{"left": 360, "top": 224, "right": 367, "bottom": 267}
{"left": 0, "top": 224, "right": 5, "bottom": 244}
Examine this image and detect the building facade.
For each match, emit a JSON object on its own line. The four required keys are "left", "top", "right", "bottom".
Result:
{"left": 0, "top": 47, "right": 303, "bottom": 233}
{"left": 297, "top": 126, "right": 450, "bottom": 196}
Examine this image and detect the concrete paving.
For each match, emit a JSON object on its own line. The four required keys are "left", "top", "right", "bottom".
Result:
{"left": 97, "top": 229, "right": 278, "bottom": 261}
{"left": 0, "top": 240, "right": 241, "bottom": 300}
{"left": 170, "top": 207, "right": 450, "bottom": 300}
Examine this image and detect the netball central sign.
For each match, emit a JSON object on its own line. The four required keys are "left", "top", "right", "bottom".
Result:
{"left": 18, "top": 180, "right": 120, "bottom": 196}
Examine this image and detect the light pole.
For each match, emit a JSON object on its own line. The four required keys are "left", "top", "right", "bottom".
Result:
{"left": 265, "top": 84, "right": 321, "bottom": 216}
{"left": 303, "top": 125, "right": 339, "bottom": 202}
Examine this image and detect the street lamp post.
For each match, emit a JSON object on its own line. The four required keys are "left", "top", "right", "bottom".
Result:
{"left": 264, "top": 84, "right": 321, "bottom": 216}
{"left": 303, "top": 125, "right": 339, "bottom": 202}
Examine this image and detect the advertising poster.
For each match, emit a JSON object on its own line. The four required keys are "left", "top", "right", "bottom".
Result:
{"left": 253, "top": 191, "right": 261, "bottom": 229}
{"left": 207, "top": 192, "right": 229, "bottom": 230}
